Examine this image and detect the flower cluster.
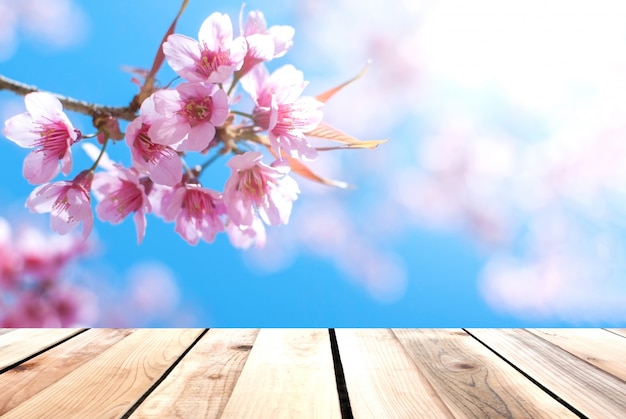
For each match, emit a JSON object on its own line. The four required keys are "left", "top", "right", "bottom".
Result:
{"left": 0, "top": 216, "right": 93, "bottom": 327}
{"left": 2, "top": 7, "right": 380, "bottom": 247}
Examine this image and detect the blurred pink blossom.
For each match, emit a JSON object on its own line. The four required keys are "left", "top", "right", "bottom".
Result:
{"left": 0, "top": 214, "right": 194, "bottom": 327}
{"left": 0, "top": 216, "right": 96, "bottom": 327}
{"left": 251, "top": 0, "right": 626, "bottom": 320}
{"left": 0, "top": 0, "right": 87, "bottom": 61}
{"left": 226, "top": 215, "right": 267, "bottom": 249}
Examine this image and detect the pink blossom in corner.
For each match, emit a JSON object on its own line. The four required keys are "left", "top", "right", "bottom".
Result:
{"left": 16, "top": 222, "right": 91, "bottom": 279}
{"left": 26, "top": 170, "right": 94, "bottom": 239}
{"left": 3, "top": 91, "right": 79, "bottom": 184}
{"left": 161, "top": 181, "right": 226, "bottom": 245}
{"left": 223, "top": 151, "right": 300, "bottom": 228}
{"left": 92, "top": 165, "right": 152, "bottom": 244}
{"left": 163, "top": 12, "right": 247, "bottom": 83}
{"left": 242, "top": 64, "right": 322, "bottom": 160}
{"left": 1, "top": 288, "right": 83, "bottom": 327}
{"left": 237, "top": 8, "right": 295, "bottom": 77}
{"left": 150, "top": 82, "right": 229, "bottom": 152}
{"left": 126, "top": 97, "right": 183, "bottom": 186}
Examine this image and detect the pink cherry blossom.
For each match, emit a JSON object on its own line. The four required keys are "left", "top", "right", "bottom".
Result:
{"left": 3, "top": 91, "right": 79, "bottom": 184}
{"left": 163, "top": 12, "right": 247, "bottom": 83}
{"left": 242, "top": 64, "right": 322, "bottom": 160}
{"left": 16, "top": 221, "right": 91, "bottom": 279}
{"left": 0, "top": 288, "right": 83, "bottom": 327}
{"left": 224, "top": 151, "right": 300, "bottom": 228}
{"left": 92, "top": 165, "right": 152, "bottom": 244}
{"left": 126, "top": 97, "right": 183, "bottom": 186}
{"left": 26, "top": 170, "right": 94, "bottom": 239}
{"left": 149, "top": 82, "right": 229, "bottom": 151}
{"left": 237, "top": 8, "right": 295, "bottom": 77}
{"left": 161, "top": 181, "right": 226, "bottom": 245}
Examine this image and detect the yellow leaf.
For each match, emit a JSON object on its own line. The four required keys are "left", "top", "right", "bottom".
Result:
{"left": 315, "top": 61, "right": 370, "bottom": 103}
{"left": 306, "top": 122, "right": 388, "bottom": 150}
{"left": 316, "top": 140, "right": 387, "bottom": 151}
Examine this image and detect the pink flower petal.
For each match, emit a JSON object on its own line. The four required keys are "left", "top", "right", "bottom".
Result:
{"left": 23, "top": 151, "right": 60, "bottom": 184}
{"left": 3, "top": 113, "right": 40, "bottom": 147}
{"left": 146, "top": 149, "right": 183, "bottom": 186}
{"left": 163, "top": 34, "right": 202, "bottom": 81}
{"left": 24, "top": 92, "right": 64, "bottom": 120}
{"left": 185, "top": 123, "right": 215, "bottom": 152}
{"left": 133, "top": 211, "right": 147, "bottom": 244}
{"left": 198, "top": 12, "right": 233, "bottom": 50}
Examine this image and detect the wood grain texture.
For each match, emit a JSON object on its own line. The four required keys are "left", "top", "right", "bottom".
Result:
{"left": 335, "top": 328, "right": 454, "bottom": 418}
{"left": 0, "top": 329, "right": 133, "bottom": 414}
{"left": 0, "top": 328, "right": 83, "bottom": 370}
{"left": 1, "top": 328, "right": 202, "bottom": 419}
{"left": 528, "top": 328, "right": 626, "bottom": 382}
{"left": 393, "top": 329, "right": 576, "bottom": 418}
{"left": 131, "top": 328, "right": 259, "bottom": 419}
{"left": 607, "top": 328, "right": 626, "bottom": 338}
{"left": 468, "top": 328, "right": 626, "bottom": 418}
{"left": 220, "top": 329, "right": 341, "bottom": 419}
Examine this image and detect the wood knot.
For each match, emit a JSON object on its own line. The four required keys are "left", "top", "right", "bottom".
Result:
{"left": 234, "top": 344, "right": 253, "bottom": 351}
{"left": 10, "top": 362, "right": 36, "bottom": 372}
{"left": 453, "top": 362, "right": 475, "bottom": 370}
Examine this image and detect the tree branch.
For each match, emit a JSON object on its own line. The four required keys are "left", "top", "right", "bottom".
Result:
{"left": 0, "top": 74, "right": 138, "bottom": 122}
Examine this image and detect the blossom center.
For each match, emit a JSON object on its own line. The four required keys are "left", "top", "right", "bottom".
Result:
{"left": 183, "top": 189, "right": 215, "bottom": 219}
{"left": 53, "top": 193, "right": 71, "bottom": 216}
{"left": 179, "top": 97, "right": 213, "bottom": 126}
{"left": 135, "top": 124, "right": 171, "bottom": 163}
{"left": 196, "top": 44, "right": 230, "bottom": 77}
{"left": 110, "top": 180, "right": 143, "bottom": 218}
{"left": 35, "top": 121, "right": 73, "bottom": 158}
{"left": 239, "top": 169, "right": 266, "bottom": 198}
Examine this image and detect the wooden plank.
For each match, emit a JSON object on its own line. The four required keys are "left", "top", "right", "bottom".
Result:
{"left": 220, "top": 329, "right": 341, "bottom": 418}
{"left": 0, "top": 329, "right": 133, "bottom": 415}
{"left": 335, "top": 329, "right": 454, "bottom": 418}
{"left": 131, "top": 328, "right": 259, "bottom": 418}
{"left": 528, "top": 329, "right": 626, "bottom": 382}
{"left": 1, "top": 328, "right": 203, "bottom": 419}
{"left": 468, "top": 328, "right": 626, "bottom": 418}
{"left": 393, "top": 329, "right": 577, "bottom": 418}
{"left": 607, "top": 328, "right": 626, "bottom": 338}
{"left": 0, "top": 328, "right": 84, "bottom": 370}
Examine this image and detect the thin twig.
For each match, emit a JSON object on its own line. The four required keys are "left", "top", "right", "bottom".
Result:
{"left": 0, "top": 74, "right": 138, "bottom": 121}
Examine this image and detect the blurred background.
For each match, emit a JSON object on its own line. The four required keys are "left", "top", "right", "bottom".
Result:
{"left": 2, "top": 0, "right": 626, "bottom": 326}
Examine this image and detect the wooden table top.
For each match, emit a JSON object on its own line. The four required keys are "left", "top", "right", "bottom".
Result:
{"left": 0, "top": 328, "right": 625, "bottom": 418}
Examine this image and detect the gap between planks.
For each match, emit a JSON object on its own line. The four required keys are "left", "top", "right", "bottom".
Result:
{"left": 466, "top": 328, "right": 626, "bottom": 418}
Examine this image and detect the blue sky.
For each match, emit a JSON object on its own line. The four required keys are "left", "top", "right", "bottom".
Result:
{"left": 3, "top": 0, "right": 626, "bottom": 327}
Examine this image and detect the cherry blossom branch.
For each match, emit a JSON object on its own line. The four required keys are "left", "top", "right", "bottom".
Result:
{"left": 0, "top": 74, "right": 138, "bottom": 121}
